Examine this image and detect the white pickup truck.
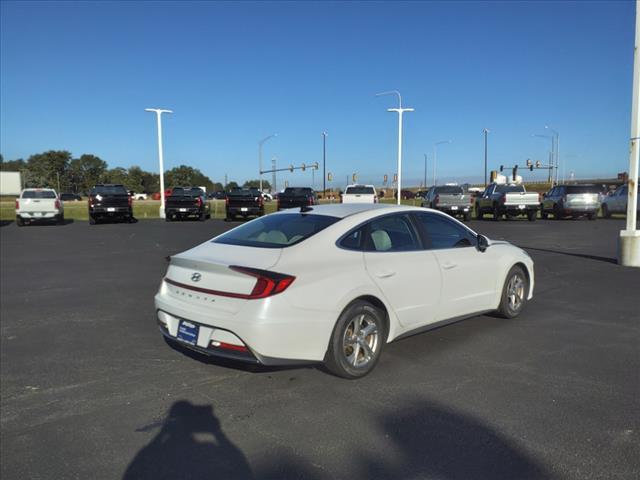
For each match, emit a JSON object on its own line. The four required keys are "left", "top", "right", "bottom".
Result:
{"left": 476, "top": 183, "right": 539, "bottom": 221}
{"left": 341, "top": 184, "right": 378, "bottom": 204}
{"left": 15, "top": 188, "right": 64, "bottom": 226}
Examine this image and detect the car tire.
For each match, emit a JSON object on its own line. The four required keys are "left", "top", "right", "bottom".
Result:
{"left": 89, "top": 216, "right": 97, "bottom": 225}
{"left": 463, "top": 211, "right": 471, "bottom": 222}
{"left": 496, "top": 265, "right": 529, "bottom": 319}
{"left": 541, "top": 207, "right": 548, "bottom": 220}
{"left": 475, "top": 206, "right": 483, "bottom": 220}
{"left": 527, "top": 210, "right": 537, "bottom": 222}
{"left": 587, "top": 212, "right": 596, "bottom": 221}
{"left": 602, "top": 204, "right": 611, "bottom": 219}
{"left": 57, "top": 214, "right": 65, "bottom": 225}
{"left": 324, "top": 300, "right": 386, "bottom": 379}
{"left": 199, "top": 211, "right": 206, "bottom": 221}
{"left": 16, "top": 216, "right": 24, "bottom": 227}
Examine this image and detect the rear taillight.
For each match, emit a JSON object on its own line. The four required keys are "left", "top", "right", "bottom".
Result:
{"left": 308, "top": 196, "right": 314, "bottom": 205}
{"left": 128, "top": 195, "right": 133, "bottom": 207}
{"left": 225, "top": 197, "right": 229, "bottom": 206}
{"left": 54, "top": 199, "right": 61, "bottom": 210}
{"left": 434, "top": 194, "right": 440, "bottom": 205}
{"left": 500, "top": 194, "right": 506, "bottom": 204}
{"left": 374, "top": 195, "right": 378, "bottom": 203}
{"left": 230, "top": 266, "right": 295, "bottom": 299}
{"left": 196, "top": 196, "right": 203, "bottom": 207}
{"left": 15, "top": 200, "right": 19, "bottom": 210}
{"left": 88, "top": 196, "right": 94, "bottom": 208}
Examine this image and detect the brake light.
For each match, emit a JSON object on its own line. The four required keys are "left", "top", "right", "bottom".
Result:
{"left": 500, "top": 194, "right": 506, "bottom": 204}
{"left": 128, "top": 195, "right": 133, "bottom": 207}
{"left": 88, "top": 196, "right": 95, "bottom": 208}
{"left": 308, "top": 196, "right": 314, "bottom": 205}
{"left": 196, "top": 196, "right": 203, "bottom": 207}
{"left": 434, "top": 194, "right": 440, "bottom": 205}
{"left": 15, "top": 200, "right": 19, "bottom": 210}
{"left": 54, "top": 199, "right": 61, "bottom": 210}
{"left": 229, "top": 266, "right": 295, "bottom": 299}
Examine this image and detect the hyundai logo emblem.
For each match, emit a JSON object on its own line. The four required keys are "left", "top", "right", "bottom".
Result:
{"left": 191, "top": 272, "right": 202, "bottom": 282}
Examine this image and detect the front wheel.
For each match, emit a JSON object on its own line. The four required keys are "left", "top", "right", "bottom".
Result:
{"left": 324, "top": 300, "right": 386, "bottom": 379}
{"left": 587, "top": 212, "right": 597, "bottom": 221}
{"left": 497, "top": 266, "right": 529, "bottom": 319}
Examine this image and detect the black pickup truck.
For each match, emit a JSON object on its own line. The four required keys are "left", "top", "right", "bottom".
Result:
{"left": 225, "top": 188, "right": 264, "bottom": 221}
{"left": 88, "top": 184, "right": 133, "bottom": 224}
{"left": 165, "top": 187, "right": 210, "bottom": 222}
{"left": 276, "top": 187, "right": 317, "bottom": 211}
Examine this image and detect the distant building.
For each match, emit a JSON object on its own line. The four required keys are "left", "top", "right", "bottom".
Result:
{"left": 0, "top": 171, "right": 22, "bottom": 195}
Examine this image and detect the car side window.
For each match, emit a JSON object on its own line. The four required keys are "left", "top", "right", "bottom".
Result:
{"left": 413, "top": 212, "right": 476, "bottom": 250}
{"left": 339, "top": 228, "right": 365, "bottom": 251}
{"left": 364, "top": 215, "right": 421, "bottom": 252}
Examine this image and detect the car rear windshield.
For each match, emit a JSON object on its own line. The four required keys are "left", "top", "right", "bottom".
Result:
{"left": 91, "top": 185, "right": 128, "bottom": 195}
{"left": 283, "top": 188, "right": 313, "bottom": 195}
{"left": 228, "top": 189, "right": 260, "bottom": 197}
{"left": 345, "top": 186, "right": 375, "bottom": 194}
{"left": 434, "top": 186, "right": 463, "bottom": 194}
{"left": 213, "top": 214, "right": 340, "bottom": 248}
{"left": 496, "top": 185, "right": 525, "bottom": 193}
{"left": 565, "top": 185, "right": 599, "bottom": 194}
{"left": 22, "top": 190, "right": 56, "bottom": 199}
{"left": 171, "top": 187, "right": 202, "bottom": 196}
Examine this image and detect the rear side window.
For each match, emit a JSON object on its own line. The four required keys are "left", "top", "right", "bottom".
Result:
{"left": 346, "top": 186, "right": 375, "bottom": 195}
{"left": 22, "top": 190, "right": 56, "bottom": 199}
{"left": 214, "top": 214, "right": 340, "bottom": 248}
{"left": 413, "top": 212, "right": 476, "bottom": 249}
{"left": 364, "top": 214, "right": 420, "bottom": 252}
{"left": 339, "top": 228, "right": 365, "bottom": 251}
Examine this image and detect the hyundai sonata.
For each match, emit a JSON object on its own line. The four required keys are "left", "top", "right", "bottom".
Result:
{"left": 155, "top": 204, "right": 534, "bottom": 378}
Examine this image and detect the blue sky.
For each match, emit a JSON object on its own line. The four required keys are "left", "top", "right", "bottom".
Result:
{"left": 0, "top": 0, "right": 636, "bottom": 188}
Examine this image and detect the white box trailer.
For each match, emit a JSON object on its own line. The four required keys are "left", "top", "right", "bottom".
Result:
{"left": 0, "top": 171, "right": 22, "bottom": 195}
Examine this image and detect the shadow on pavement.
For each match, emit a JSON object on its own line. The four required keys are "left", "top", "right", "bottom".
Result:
{"left": 0, "top": 220, "right": 13, "bottom": 227}
{"left": 522, "top": 246, "right": 617, "bottom": 264}
{"left": 124, "top": 397, "right": 553, "bottom": 480}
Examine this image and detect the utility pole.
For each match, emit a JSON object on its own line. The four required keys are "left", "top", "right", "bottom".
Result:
{"left": 322, "top": 132, "right": 327, "bottom": 197}
{"left": 258, "top": 134, "right": 277, "bottom": 192}
{"left": 619, "top": 0, "right": 640, "bottom": 267}
{"left": 145, "top": 108, "right": 173, "bottom": 218}
{"left": 423, "top": 153, "right": 427, "bottom": 189}
{"left": 271, "top": 157, "right": 277, "bottom": 192}
{"left": 483, "top": 128, "right": 490, "bottom": 186}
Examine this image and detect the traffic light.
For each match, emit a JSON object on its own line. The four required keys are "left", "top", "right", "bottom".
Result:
{"left": 289, "top": 165, "right": 294, "bottom": 172}
{"left": 327, "top": 172, "right": 333, "bottom": 181}
{"left": 393, "top": 174, "right": 398, "bottom": 183}
{"left": 301, "top": 163, "right": 306, "bottom": 172}
{"left": 383, "top": 174, "right": 388, "bottom": 184}
{"left": 500, "top": 165, "right": 504, "bottom": 172}
{"left": 312, "top": 162, "right": 319, "bottom": 170}
{"left": 535, "top": 160, "right": 541, "bottom": 168}
{"left": 512, "top": 165, "right": 518, "bottom": 181}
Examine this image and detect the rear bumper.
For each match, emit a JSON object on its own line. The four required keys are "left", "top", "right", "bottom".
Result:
{"left": 560, "top": 205, "right": 599, "bottom": 214}
{"left": 227, "top": 206, "right": 262, "bottom": 215}
{"left": 16, "top": 211, "right": 59, "bottom": 219}
{"left": 90, "top": 207, "right": 131, "bottom": 216}
{"left": 500, "top": 204, "right": 538, "bottom": 213}
{"left": 166, "top": 207, "right": 201, "bottom": 216}
{"left": 436, "top": 205, "right": 471, "bottom": 214}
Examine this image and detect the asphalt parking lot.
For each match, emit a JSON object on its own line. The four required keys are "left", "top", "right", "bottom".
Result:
{"left": 1, "top": 216, "right": 639, "bottom": 480}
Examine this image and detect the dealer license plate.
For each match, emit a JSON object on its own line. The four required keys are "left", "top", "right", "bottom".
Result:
{"left": 107, "top": 207, "right": 115, "bottom": 212}
{"left": 518, "top": 205, "right": 525, "bottom": 209}
{"left": 177, "top": 320, "right": 199, "bottom": 345}
{"left": 179, "top": 208, "right": 187, "bottom": 212}
{"left": 451, "top": 206, "right": 458, "bottom": 210}
{"left": 241, "top": 207, "right": 248, "bottom": 212}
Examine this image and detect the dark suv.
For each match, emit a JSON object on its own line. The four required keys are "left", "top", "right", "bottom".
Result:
{"left": 88, "top": 184, "right": 133, "bottom": 224}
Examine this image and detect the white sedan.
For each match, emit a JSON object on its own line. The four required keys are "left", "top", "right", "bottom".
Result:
{"left": 155, "top": 204, "right": 534, "bottom": 378}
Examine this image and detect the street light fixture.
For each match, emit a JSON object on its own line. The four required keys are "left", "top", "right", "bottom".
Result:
{"left": 145, "top": 108, "right": 173, "bottom": 218}
{"left": 258, "top": 134, "right": 277, "bottom": 192}
{"left": 433, "top": 140, "right": 451, "bottom": 186}
{"left": 482, "top": 128, "right": 490, "bottom": 186}
{"left": 375, "top": 90, "right": 414, "bottom": 205}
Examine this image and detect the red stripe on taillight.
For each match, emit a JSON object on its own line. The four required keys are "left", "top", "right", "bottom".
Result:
{"left": 230, "top": 266, "right": 295, "bottom": 299}
{"left": 54, "top": 199, "right": 61, "bottom": 209}
{"left": 15, "top": 200, "right": 19, "bottom": 210}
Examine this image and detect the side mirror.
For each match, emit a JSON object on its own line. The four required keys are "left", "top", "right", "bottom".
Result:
{"left": 477, "top": 234, "right": 489, "bottom": 252}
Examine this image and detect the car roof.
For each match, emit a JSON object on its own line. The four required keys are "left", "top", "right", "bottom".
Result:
{"left": 276, "top": 203, "right": 414, "bottom": 219}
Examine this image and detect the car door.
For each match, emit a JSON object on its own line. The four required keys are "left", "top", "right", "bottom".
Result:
{"left": 362, "top": 213, "right": 441, "bottom": 328}
{"left": 614, "top": 186, "right": 627, "bottom": 212}
{"left": 542, "top": 188, "right": 554, "bottom": 211}
{"left": 412, "top": 211, "right": 499, "bottom": 320}
{"left": 480, "top": 184, "right": 495, "bottom": 211}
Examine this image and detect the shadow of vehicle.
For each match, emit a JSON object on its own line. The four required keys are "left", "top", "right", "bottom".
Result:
{"left": 521, "top": 246, "right": 616, "bottom": 264}
{"left": 124, "top": 401, "right": 253, "bottom": 480}
{"left": 0, "top": 220, "right": 13, "bottom": 227}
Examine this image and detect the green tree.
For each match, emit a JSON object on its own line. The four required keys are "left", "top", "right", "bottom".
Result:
{"left": 165, "top": 165, "right": 214, "bottom": 191}
{"left": 68, "top": 154, "right": 107, "bottom": 193}
{"left": 211, "top": 182, "right": 224, "bottom": 192}
{"left": 26, "top": 150, "right": 72, "bottom": 190}
{"left": 104, "top": 167, "right": 129, "bottom": 186}
{"left": 0, "top": 158, "right": 27, "bottom": 172}
{"left": 243, "top": 179, "right": 271, "bottom": 190}
{"left": 225, "top": 181, "right": 239, "bottom": 190}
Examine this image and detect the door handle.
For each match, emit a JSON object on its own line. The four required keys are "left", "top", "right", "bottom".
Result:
{"left": 442, "top": 262, "right": 457, "bottom": 270}
{"left": 375, "top": 271, "right": 396, "bottom": 278}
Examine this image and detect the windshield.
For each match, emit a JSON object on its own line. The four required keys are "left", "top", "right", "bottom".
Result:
{"left": 565, "top": 185, "right": 599, "bottom": 194}
{"left": 283, "top": 188, "right": 313, "bottom": 195}
{"left": 213, "top": 214, "right": 340, "bottom": 248}
{"left": 22, "top": 190, "right": 56, "bottom": 199}
{"left": 434, "top": 186, "right": 463, "bottom": 194}
{"left": 345, "top": 186, "right": 375, "bottom": 194}
{"left": 496, "top": 185, "right": 525, "bottom": 193}
{"left": 170, "top": 187, "right": 202, "bottom": 196}
{"left": 228, "top": 189, "right": 260, "bottom": 197}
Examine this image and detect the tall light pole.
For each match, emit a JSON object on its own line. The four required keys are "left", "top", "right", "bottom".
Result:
{"left": 482, "top": 128, "right": 490, "bottom": 186}
{"left": 433, "top": 140, "right": 451, "bottom": 186}
{"left": 619, "top": 0, "right": 640, "bottom": 267}
{"left": 423, "top": 153, "right": 428, "bottom": 188}
{"left": 145, "top": 108, "right": 173, "bottom": 218}
{"left": 322, "top": 132, "right": 328, "bottom": 197}
{"left": 258, "top": 134, "right": 277, "bottom": 192}
{"left": 545, "top": 125, "right": 560, "bottom": 185}
{"left": 375, "top": 90, "right": 414, "bottom": 205}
